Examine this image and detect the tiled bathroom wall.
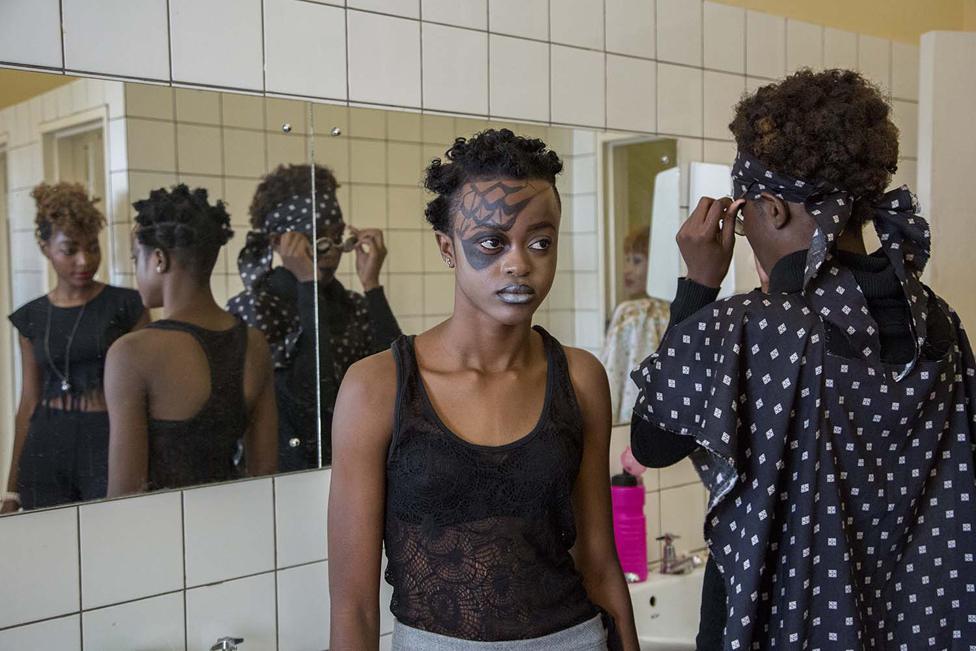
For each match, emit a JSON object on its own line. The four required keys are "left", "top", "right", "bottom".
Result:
{"left": 0, "top": 469, "right": 355, "bottom": 651}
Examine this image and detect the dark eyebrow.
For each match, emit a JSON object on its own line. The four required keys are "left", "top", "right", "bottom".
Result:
{"left": 526, "top": 221, "right": 557, "bottom": 233}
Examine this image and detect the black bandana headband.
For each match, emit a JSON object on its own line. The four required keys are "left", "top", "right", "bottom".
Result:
{"left": 731, "top": 151, "right": 932, "bottom": 379}
{"left": 227, "top": 191, "right": 343, "bottom": 368}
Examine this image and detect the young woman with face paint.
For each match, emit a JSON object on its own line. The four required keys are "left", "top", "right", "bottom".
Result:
{"left": 328, "top": 130, "right": 639, "bottom": 651}
{"left": 227, "top": 164, "right": 401, "bottom": 471}
{"left": 104, "top": 185, "right": 277, "bottom": 496}
{"left": 2, "top": 183, "right": 148, "bottom": 514}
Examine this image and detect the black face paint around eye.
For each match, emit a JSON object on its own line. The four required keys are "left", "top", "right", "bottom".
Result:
{"left": 453, "top": 180, "right": 541, "bottom": 271}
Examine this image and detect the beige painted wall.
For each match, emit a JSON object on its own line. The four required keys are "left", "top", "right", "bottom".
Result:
{"left": 716, "top": 0, "right": 976, "bottom": 43}
{"left": 918, "top": 31, "right": 976, "bottom": 328}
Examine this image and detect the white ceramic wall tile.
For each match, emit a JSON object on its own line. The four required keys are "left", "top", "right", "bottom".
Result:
{"left": 380, "top": 634, "right": 394, "bottom": 651}
{"left": 265, "top": 0, "right": 347, "bottom": 99}
{"left": 177, "top": 124, "right": 223, "bottom": 176}
{"left": 388, "top": 187, "right": 425, "bottom": 229}
{"left": 423, "top": 24, "right": 488, "bottom": 114}
{"left": 786, "top": 19, "right": 823, "bottom": 73}
{"left": 702, "top": 1, "right": 744, "bottom": 74}
{"left": 350, "top": 140, "right": 387, "bottom": 184}
{"left": 644, "top": 490, "right": 663, "bottom": 563}
{"left": 388, "top": 231, "right": 426, "bottom": 272}
{"left": 659, "top": 456, "right": 699, "bottom": 488}
{"left": 223, "top": 128, "right": 267, "bottom": 179}
{"left": 422, "top": 0, "right": 487, "bottom": 30}
{"left": 266, "top": 132, "right": 306, "bottom": 167}
{"left": 489, "top": 0, "right": 548, "bottom": 40}
{"left": 183, "top": 478, "right": 275, "bottom": 587}
{"left": 174, "top": 88, "right": 221, "bottom": 125}
{"left": 824, "top": 27, "right": 857, "bottom": 70}
{"left": 221, "top": 93, "right": 265, "bottom": 130}
{"left": 656, "top": 0, "right": 701, "bottom": 66}
{"left": 63, "top": 0, "right": 168, "bottom": 79}
{"left": 0, "top": 0, "right": 62, "bottom": 68}
{"left": 565, "top": 193, "right": 597, "bottom": 233}
{"left": 126, "top": 118, "right": 177, "bottom": 172}
{"left": 573, "top": 271, "right": 600, "bottom": 310}
{"left": 745, "top": 10, "right": 785, "bottom": 79}
{"left": 170, "top": 0, "right": 264, "bottom": 90}
{"left": 0, "top": 508, "right": 79, "bottom": 628}
{"left": 574, "top": 310, "right": 603, "bottom": 349}
{"left": 891, "top": 42, "right": 919, "bottom": 101}
{"left": 388, "top": 142, "right": 423, "bottom": 186}
{"left": 703, "top": 70, "right": 744, "bottom": 140}
{"left": 489, "top": 35, "right": 549, "bottom": 123}
{"left": 125, "top": 84, "right": 175, "bottom": 121}
{"left": 0, "top": 615, "right": 80, "bottom": 651}
{"left": 858, "top": 34, "right": 891, "bottom": 91}
{"left": 549, "top": 271, "right": 574, "bottom": 310}
{"left": 891, "top": 158, "right": 917, "bottom": 192}
{"left": 675, "top": 137, "right": 703, "bottom": 207}
{"left": 79, "top": 491, "right": 183, "bottom": 609}
{"left": 703, "top": 139, "right": 735, "bottom": 166}
{"left": 349, "top": 0, "right": 420, "bottom": 19}
{"left": 892, "top": 99, "right": 918, "bottom": 159}
{"left": 659, "top": 483, "right": 707, "bottom": 552}
{"left": 550, "top": 0, "right": 605, "bottom": 50}
{"left": 551, "top": 46, "right": 605, "bottom": 128}
{"left": 82, "top": 593, "right": 185, "bottom": 651}
{"left": 186, "top": 573, "right": 277, "bottom": 651}
{"left": 657, "top": 63, "right": 703, "bottom": 138}
{"left": 277, "top": 561, "right": 330, "bottom": 651}
{"left": 348, "top": 11, "right": 422, "bottom": 107}
{"left": 607, "top": 55, "right": 656, "bottom": 133}
{"left": 605, "top": 0, "right": 655, "bottom": 59}
{"left": 424, "top": 273, "right": 455, "bottom": 314}
{"left": 565, "top": 154, "right": 596, "bottom": 194}
{"left": 388, "top": 273, "right": 425, "bottom": 317}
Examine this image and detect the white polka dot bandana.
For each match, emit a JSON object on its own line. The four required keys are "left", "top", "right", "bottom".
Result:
{"left": 628, "top": 154, "right": 976, "bottom": 648}
{"left": 732, "top": 151, "right": 931, "bottom": 380}
{"left": 228, "top": 193, "right": 341, "bottom": 367}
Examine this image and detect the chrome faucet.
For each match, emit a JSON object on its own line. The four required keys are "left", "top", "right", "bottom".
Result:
{"left": 211, "top": 637, "right": 244, "bottom": 651}
{"left": 657, "top": 533, "right": 699, "bottom": 574}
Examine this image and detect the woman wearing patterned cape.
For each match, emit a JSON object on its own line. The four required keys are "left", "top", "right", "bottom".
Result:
{"left": 631, "top": 69, "right": 976, "bottom": 649}
{"left": 227, "top": 164, "right": 401, "bottom": 469}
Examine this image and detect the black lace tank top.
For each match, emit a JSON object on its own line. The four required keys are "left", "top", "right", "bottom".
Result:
{"left": 146, "top": 319, "right": 248, "bottom": 491}
{"left": 384, "top": 326, "right": 598, "bottom": 641}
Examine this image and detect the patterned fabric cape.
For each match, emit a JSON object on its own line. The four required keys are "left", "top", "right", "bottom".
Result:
{"left": 632, "top": 153, "right": 976, "bottom": 649}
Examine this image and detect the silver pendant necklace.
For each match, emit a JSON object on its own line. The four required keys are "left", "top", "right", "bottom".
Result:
{"left": 44, "top": 296, "right": 87, "bottom": 394}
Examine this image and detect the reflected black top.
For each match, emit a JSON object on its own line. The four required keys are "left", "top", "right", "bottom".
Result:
{"left": 384, "top": 327, "right": 598, "bottom": 641}
{"left": 8, "top": 285, "right": 144, "bottom": 409}
{"left": 145, "top": 319, "right": 248, "bottom": 491}
{"left": 266, "top": 269, "right": 401, "bottom": 469}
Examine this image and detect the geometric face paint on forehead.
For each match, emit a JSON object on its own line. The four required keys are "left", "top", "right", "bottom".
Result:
{"left": 453, "top": 179, "right": 547, "bottom": 271}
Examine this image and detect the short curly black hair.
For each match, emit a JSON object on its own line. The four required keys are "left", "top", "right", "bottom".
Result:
{"left": 133, "top": 184, "right": 234, "bottom": 281}
{"left": 423, "top": 129, "right": 563, "bottom": 233}
{"left": 249, "top": 164, "right": 340, "bottom": 230}
{"left": 729, "top": 68, "right": 899, "bottom": 226}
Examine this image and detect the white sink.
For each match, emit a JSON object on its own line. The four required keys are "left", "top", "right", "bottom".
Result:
{"left": 628, "top": 567, "right": 705, "bottom": 651}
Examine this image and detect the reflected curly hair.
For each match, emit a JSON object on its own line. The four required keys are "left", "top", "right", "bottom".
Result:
{"left": 423, "top": 128, "right": 563, "bottom": 233}
{"left": 32, "top": 182, "right": 105, "bottom": 245}
{"left": 729, "top": 69, "right": 899, "bottom": 226}
{"left": 249, "top": 164, "right": 340, "bottom": 230}
{"left": 133, "top": 184, "right": 233, "bottom": 281}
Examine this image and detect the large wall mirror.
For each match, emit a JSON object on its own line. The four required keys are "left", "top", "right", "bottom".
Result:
{"left": 1, "top": 68, "right": 652, "bottom": 516}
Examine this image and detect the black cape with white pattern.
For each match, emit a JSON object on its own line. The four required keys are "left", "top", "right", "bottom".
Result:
{"left": 632, "top": 153, "right": 976, "bottom": 650}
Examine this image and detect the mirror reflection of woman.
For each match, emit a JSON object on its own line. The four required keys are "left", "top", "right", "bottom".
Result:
{"left": 2, "top": 183, "right": 148, "bottom": 514}
{"left": 227, "top": 164, "right": 400, "bottom": 470}
{"left": 329, "top": 130, "right": 639, "bottom": 650}
{"left": 600, "top": 229, "right": 670, "bottom": 424}
{"left": 105, "top": 185, "right": 277, "bottom": 496}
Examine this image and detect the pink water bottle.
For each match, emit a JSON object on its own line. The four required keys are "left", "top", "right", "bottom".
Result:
{"left": 611, "top": 447, "right": 648, "bottom": 582}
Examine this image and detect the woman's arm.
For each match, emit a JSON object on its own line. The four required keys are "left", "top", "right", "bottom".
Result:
{"left": 1, "top": 336, "right": 42, "bottom": 513}
{"left": 328, "top": 352, "right": 396, "bottom": 651}
{"left": 104, "top": 335, "right": 150, "bottom": 497}
{"left": 244, "top": 329, "right": 278, "bottom": 477}
{"left": 566, "top": 347, "right": 640, "bottom": 651}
